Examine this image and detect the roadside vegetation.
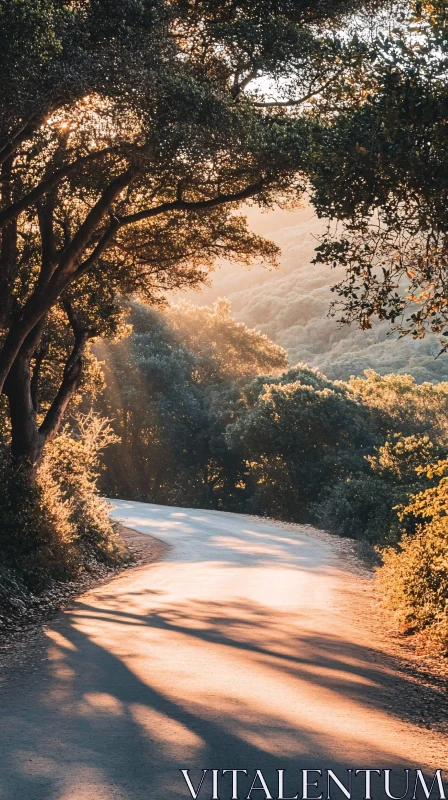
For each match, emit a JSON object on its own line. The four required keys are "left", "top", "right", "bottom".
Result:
{"left": 0, "top": 409, "right": 125, "bottom": 631}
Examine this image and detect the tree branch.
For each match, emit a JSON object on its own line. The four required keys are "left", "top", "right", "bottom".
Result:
{"left": 0, "top": 168, "right": 136, "bottom": 395}
{"left": 39, "top": 327, "right": 89, "bottom": 443}
{"left": 37, "top": 195, "right": 57, "bottom": 278}
{"left": 232, "top": 69, "right": 259, "bottom": 100}
{"left": 0, "top": 155, "right": 19, "bottom": 327}
{"left": 0, "top": 115, "right": 47, "bottom": 167}
{"left": 0, "top": 146, "right": 122, "bottom": 230}
{"left": 30, "top": 347, "right": 47, "bottom": 413}
{"left": 118, "top": 179, "right": 267, "bottom": 226}
{"left": 75, "top": 215, "right": 121, "bottom": 277}
{"left": 54, "top": 169, "right": 136, "bottom": 281}
{"left": 249, "top": 70, "right": 345, "bottom": 108}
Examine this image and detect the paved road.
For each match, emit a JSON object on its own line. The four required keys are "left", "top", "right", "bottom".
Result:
{"left": 0, "top": 501, "right": 445, "bottom": 800}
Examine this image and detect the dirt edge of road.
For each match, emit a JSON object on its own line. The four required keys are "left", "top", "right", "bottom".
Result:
{"left": 0, "top": 525, "right": 169, "bottom": 676}
{"left": 118, "top": 523, "right": 171, "bottom": 567}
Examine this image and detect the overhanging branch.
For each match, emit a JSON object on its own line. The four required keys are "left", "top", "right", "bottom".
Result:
{"left": 118, "top": 179, "right": 267, "bottom": 226}
{"left": 250, "top": 70, "right": 346, "bottom": 108}
{"left": 0, "top": 146, "right": 122, "bottom": 230}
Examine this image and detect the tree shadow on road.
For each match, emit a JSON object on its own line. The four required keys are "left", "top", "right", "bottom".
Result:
{"left": 0, "top": 590, "right": 446, "bottom": 800}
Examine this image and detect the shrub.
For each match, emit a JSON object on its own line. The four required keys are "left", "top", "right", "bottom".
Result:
{"left": 313, "top": 474, "right": 403, "bottom": 544}
{"left": 0, "top": 412, "right": 124, "bottom": 597}
{"left": 378, "top": 460, "right": 448, "bottom": 652}
{"left": 0, "top": 454, "right": 78, "bottom": 592}
{"left": 44, "top": 412, "right": 124, "bottom": 565}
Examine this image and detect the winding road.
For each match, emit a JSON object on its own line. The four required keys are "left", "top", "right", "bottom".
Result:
{"left": 0, "top": 500, "right": 446, "bottom": 800}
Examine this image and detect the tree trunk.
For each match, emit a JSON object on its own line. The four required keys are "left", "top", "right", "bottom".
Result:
{"left": 5, "top": 354, "right": 42, "bottom": 481}
{"left": 0, "top": 155, "right": 18, "bottom": 329}
{"left": 4, "top": 321, "right": 88, "bottom": 483}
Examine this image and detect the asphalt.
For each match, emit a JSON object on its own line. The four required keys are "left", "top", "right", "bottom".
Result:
{"left": 0, "top": 500, "right": 445, "bottom": 800}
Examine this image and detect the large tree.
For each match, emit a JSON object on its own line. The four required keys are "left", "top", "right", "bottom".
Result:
{"left": 0, "top": 0, "right": 383, "bottom": 477}
{"left": 309, "top": 1, "right": 448, "bottom": 350}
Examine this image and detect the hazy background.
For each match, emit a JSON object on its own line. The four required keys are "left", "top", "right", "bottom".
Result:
{"left": 177, "top": 205, "right": 446, "bottom": 383}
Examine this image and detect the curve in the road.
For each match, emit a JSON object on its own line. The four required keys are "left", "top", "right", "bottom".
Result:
{"left": 0, "top": 500, "right": 445, "bottom": 800}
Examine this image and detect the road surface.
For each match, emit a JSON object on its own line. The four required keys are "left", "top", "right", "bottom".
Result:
{"left": 0, "top": 501, "right": 445, "bottom": 800}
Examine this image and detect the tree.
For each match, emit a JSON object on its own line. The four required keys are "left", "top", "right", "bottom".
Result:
{"left": 309, "top": 1, "right": 448, "bottom": 351}
{"left": 99, "top": 301, "right": 288, "bottom": 506}
{"left": 226, "top": 365, "right": 370, "bottom": 520}
{"left": 0, "top": 0, "right": 381, "bottom": 478}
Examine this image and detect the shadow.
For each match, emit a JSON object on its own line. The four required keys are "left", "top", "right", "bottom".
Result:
{"left": 0, "top": 595, "right": 446, "bottom": 800}
{"left": 0, "top": 501, "right": 446, "bottom": 800}
{"left": 70, "top": 594, "right": 448, "bottom": 725}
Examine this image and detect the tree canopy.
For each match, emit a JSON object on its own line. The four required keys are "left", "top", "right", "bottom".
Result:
{"left": 309, "top": 1, "right": 448, "bottom": 348}
{"left": 0, "top": 0, "right": 384, "bottom": 473}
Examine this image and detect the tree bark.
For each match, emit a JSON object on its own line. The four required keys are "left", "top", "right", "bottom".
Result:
{"left": 4, "top": 318, "right": 88, "bottom": 481}
{"left": 0, "top": 155, "right": 18, "bottom": 328}
{"left": 5, "top": 354, "right": 42, "bottom": 479}
{"left": 39, "top": 330, "right": 88, "bottom": 444}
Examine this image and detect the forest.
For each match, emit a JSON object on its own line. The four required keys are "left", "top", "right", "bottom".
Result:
{"left": 187, "top": 209, "right": 448, "bottom": 384}
{"left": 0, "top": 0, "right": 447, "bottom": 656}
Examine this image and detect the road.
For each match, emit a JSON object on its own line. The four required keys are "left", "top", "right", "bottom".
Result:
{"left": 0, "top": 500, "right": 446, "bottom": 800}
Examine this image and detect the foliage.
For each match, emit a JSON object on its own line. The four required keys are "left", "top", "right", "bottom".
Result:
{"left": 43, "top": 412, "right": 123, "bottom": 564}
{"left": 102, "top": 303, "right": 447, "bottom": 545}
{"left": 226, "top": 368, "right": 370, "bottom": 520}
{"left": 0, "top": 411, "right": 123, "bottom": 595}
{"left": 167, "top": 299, "right": 288, "bottom": 380}
{"left": 378, "top": 460, "right": 448, "bottom": 652}
{"left": 0, "top": 452, "right": 77, "bottom": 592}
{"left": 347, "top": 371, "right": 448, "bottom": 442}
{"left": 0, "top": 0, "right": 382, "bottom": 474}
{"left": 312, "top": 474, "right": 401, "bottom": 543}
{"left": 99, "top": 301, "right": 287, "bottom": 507}
{"left": 366, "top": 433, "right": 437, "bottom": 482}
{"left": 309, "top": 1, "right": 448, "bottom": 349}
{"left": 313, "top": 432, "right": 434, "bottom": 542}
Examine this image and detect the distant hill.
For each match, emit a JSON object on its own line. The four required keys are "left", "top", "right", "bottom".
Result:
{"left": 177, "top": 205, "right": 447, "bottom": 383}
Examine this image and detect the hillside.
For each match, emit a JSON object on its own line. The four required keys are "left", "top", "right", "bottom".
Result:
{"left": 179, "top": 206, "right": 446, "bottom": 382}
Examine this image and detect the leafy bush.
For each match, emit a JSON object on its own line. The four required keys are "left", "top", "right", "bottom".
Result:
{"left": 312, "top": 474, "right": 403, "bottom": 544}
{"left": 0, "top": 412, "right": 124, "bottom": 596}
{"left": 378, "top": 460, "right": 448, "bottom": 652}
{"left": 44, "top": 412, "right": 124, "bottom": 564}
{"left": 0, "top": 454, "right": 77, "bottom": 592}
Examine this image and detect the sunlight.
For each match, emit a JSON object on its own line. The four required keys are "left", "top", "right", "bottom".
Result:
{"left": 130, "top": 704, "right": 204, "bottom": 759}
{"left": 46, "top": 630, "right": 78, "bottom": 652}
{"left": 82, "top": 693, "right": 124, "bottom": 715}
{"left": 61, "top": 506, "right": 443, "bottom": 775}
